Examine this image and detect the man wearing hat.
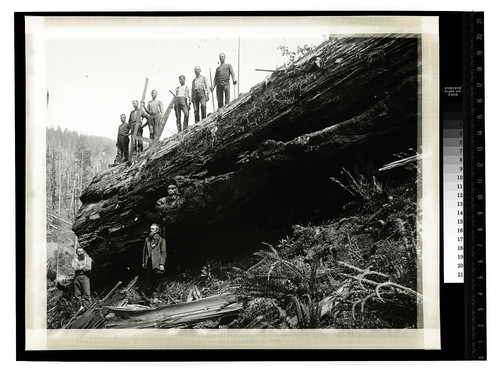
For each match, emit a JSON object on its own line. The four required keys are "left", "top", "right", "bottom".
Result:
{"left": 71, "top": 247, "right": 92, "bottom": 309}
{"left": 142, "top": 223, "right": 167, "bottom": 297}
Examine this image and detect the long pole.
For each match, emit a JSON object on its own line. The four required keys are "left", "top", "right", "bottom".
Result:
{"left": 209, "top": 68, "right": 215, "bottom": 112}
{"left": 237, "top": 37, "right": 240, "bottom": 98}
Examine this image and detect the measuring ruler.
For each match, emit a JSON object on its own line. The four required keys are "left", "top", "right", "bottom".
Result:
{"left": 442, "top": 12, "right": 486, "bottom": 360}
{"left": 466, "top": 12, "right": 486, "bottom": 360}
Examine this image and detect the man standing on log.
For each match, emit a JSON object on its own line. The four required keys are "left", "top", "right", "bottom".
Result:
{"left": 174, "top": 75, "right": 191, "bottom": 132}
{"left": 191, "top": 66, "right": 210, "bottom": 123}
{"left": 129, "top": 100, "right": 149, "bottom": 152}
{"left": 71, "top": 247, "right": 92, "bottom": 309}
{"left": 142, "top": 223, "right": 167, "bottom": 298}
{"left": 143, "top": 89, "right": 163, "bottom": 140}
{"left": 211, "top": 52, "right": 237, "bottom": 109}
{"left": 116, "top": 114, "right": 131, "bottom": 162}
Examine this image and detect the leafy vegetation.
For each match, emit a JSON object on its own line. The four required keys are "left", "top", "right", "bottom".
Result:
{"left": 278, "top": 43, "right": 317, "bottom": 67}
{"left": 232, "top": 170, "right": 421, "bottom": 329}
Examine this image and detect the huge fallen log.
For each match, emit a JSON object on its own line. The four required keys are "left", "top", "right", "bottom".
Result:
{"left": 73, "top": 36, "right": 419, "bottom": 281}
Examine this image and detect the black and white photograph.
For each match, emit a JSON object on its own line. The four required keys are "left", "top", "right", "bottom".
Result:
{"left": 23, "top": 15, "right": 440, "bottom": 351}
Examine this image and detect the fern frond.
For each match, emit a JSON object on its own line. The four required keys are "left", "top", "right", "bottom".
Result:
{"left": 267, "top": 261, "right": 279, "bottom": 281}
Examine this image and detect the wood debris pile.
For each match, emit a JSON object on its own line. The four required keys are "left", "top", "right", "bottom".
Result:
{"left": 63, "top": 276, "right": 241, "bottom": 329}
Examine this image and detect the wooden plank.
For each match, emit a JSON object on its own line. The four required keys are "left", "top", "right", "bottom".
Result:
{"left": 156, "top": 97, "right": 176, "bottom": 142}
{"left": 107, "top": 303, "right": 241, "bottom": 329}
{"left": 106, "top": 293, "right": 235, "bottom": 319}
{"left": 106, "top": 293, "right": 242, "bottom": 329}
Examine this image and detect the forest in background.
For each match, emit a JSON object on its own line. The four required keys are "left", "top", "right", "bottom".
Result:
{"left": 46, "top": 127, "right": 116, "bottom": 281}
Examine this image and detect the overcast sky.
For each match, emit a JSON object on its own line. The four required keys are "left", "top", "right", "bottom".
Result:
{"left": 43, "top": 17, "right": 329, "bottom": 140}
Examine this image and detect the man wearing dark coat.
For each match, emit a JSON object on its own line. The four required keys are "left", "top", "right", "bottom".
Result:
{"left": 142, "top": 223, "right": 167, "bottom": 297}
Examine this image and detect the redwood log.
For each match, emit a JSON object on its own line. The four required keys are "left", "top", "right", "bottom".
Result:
{"left": 73, "top": 36, "right": 419, "bottom": 280}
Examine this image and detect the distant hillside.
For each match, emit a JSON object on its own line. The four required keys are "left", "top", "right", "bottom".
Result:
{"left": 46, "top": 127, "right": 116, "bottom": 243}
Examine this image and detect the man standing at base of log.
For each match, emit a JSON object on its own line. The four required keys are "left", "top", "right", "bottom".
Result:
{"left": 211, "top": 52, "right": 237, "bottom": 109}
{"left": 191, "top": 66, "right": 210, "bottom": 123}
{"left": 143, "top": 89, "right": 163, "bottom": 140}
{"left": 71, "top": 247, "right": 92, "bottom": 309}
{"left": 129, "top": 100, "right": 149, "bottom": 152}
{"left": 174, "top": 75, "right": 191, "bottom": 132}
{"left": 142, "top": 223, "right": 167, "bottom": 298}
{"left": 116, "top": 114, "right": 131, "bottom": 162}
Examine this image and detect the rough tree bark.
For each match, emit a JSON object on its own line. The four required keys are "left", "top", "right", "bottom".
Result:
{"left": 73, "top": 36, "right": 419, "bottom": 281}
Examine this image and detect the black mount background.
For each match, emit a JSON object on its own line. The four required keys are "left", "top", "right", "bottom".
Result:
{"left": 15, "top": 11, "right": 484, "bottom": 361}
